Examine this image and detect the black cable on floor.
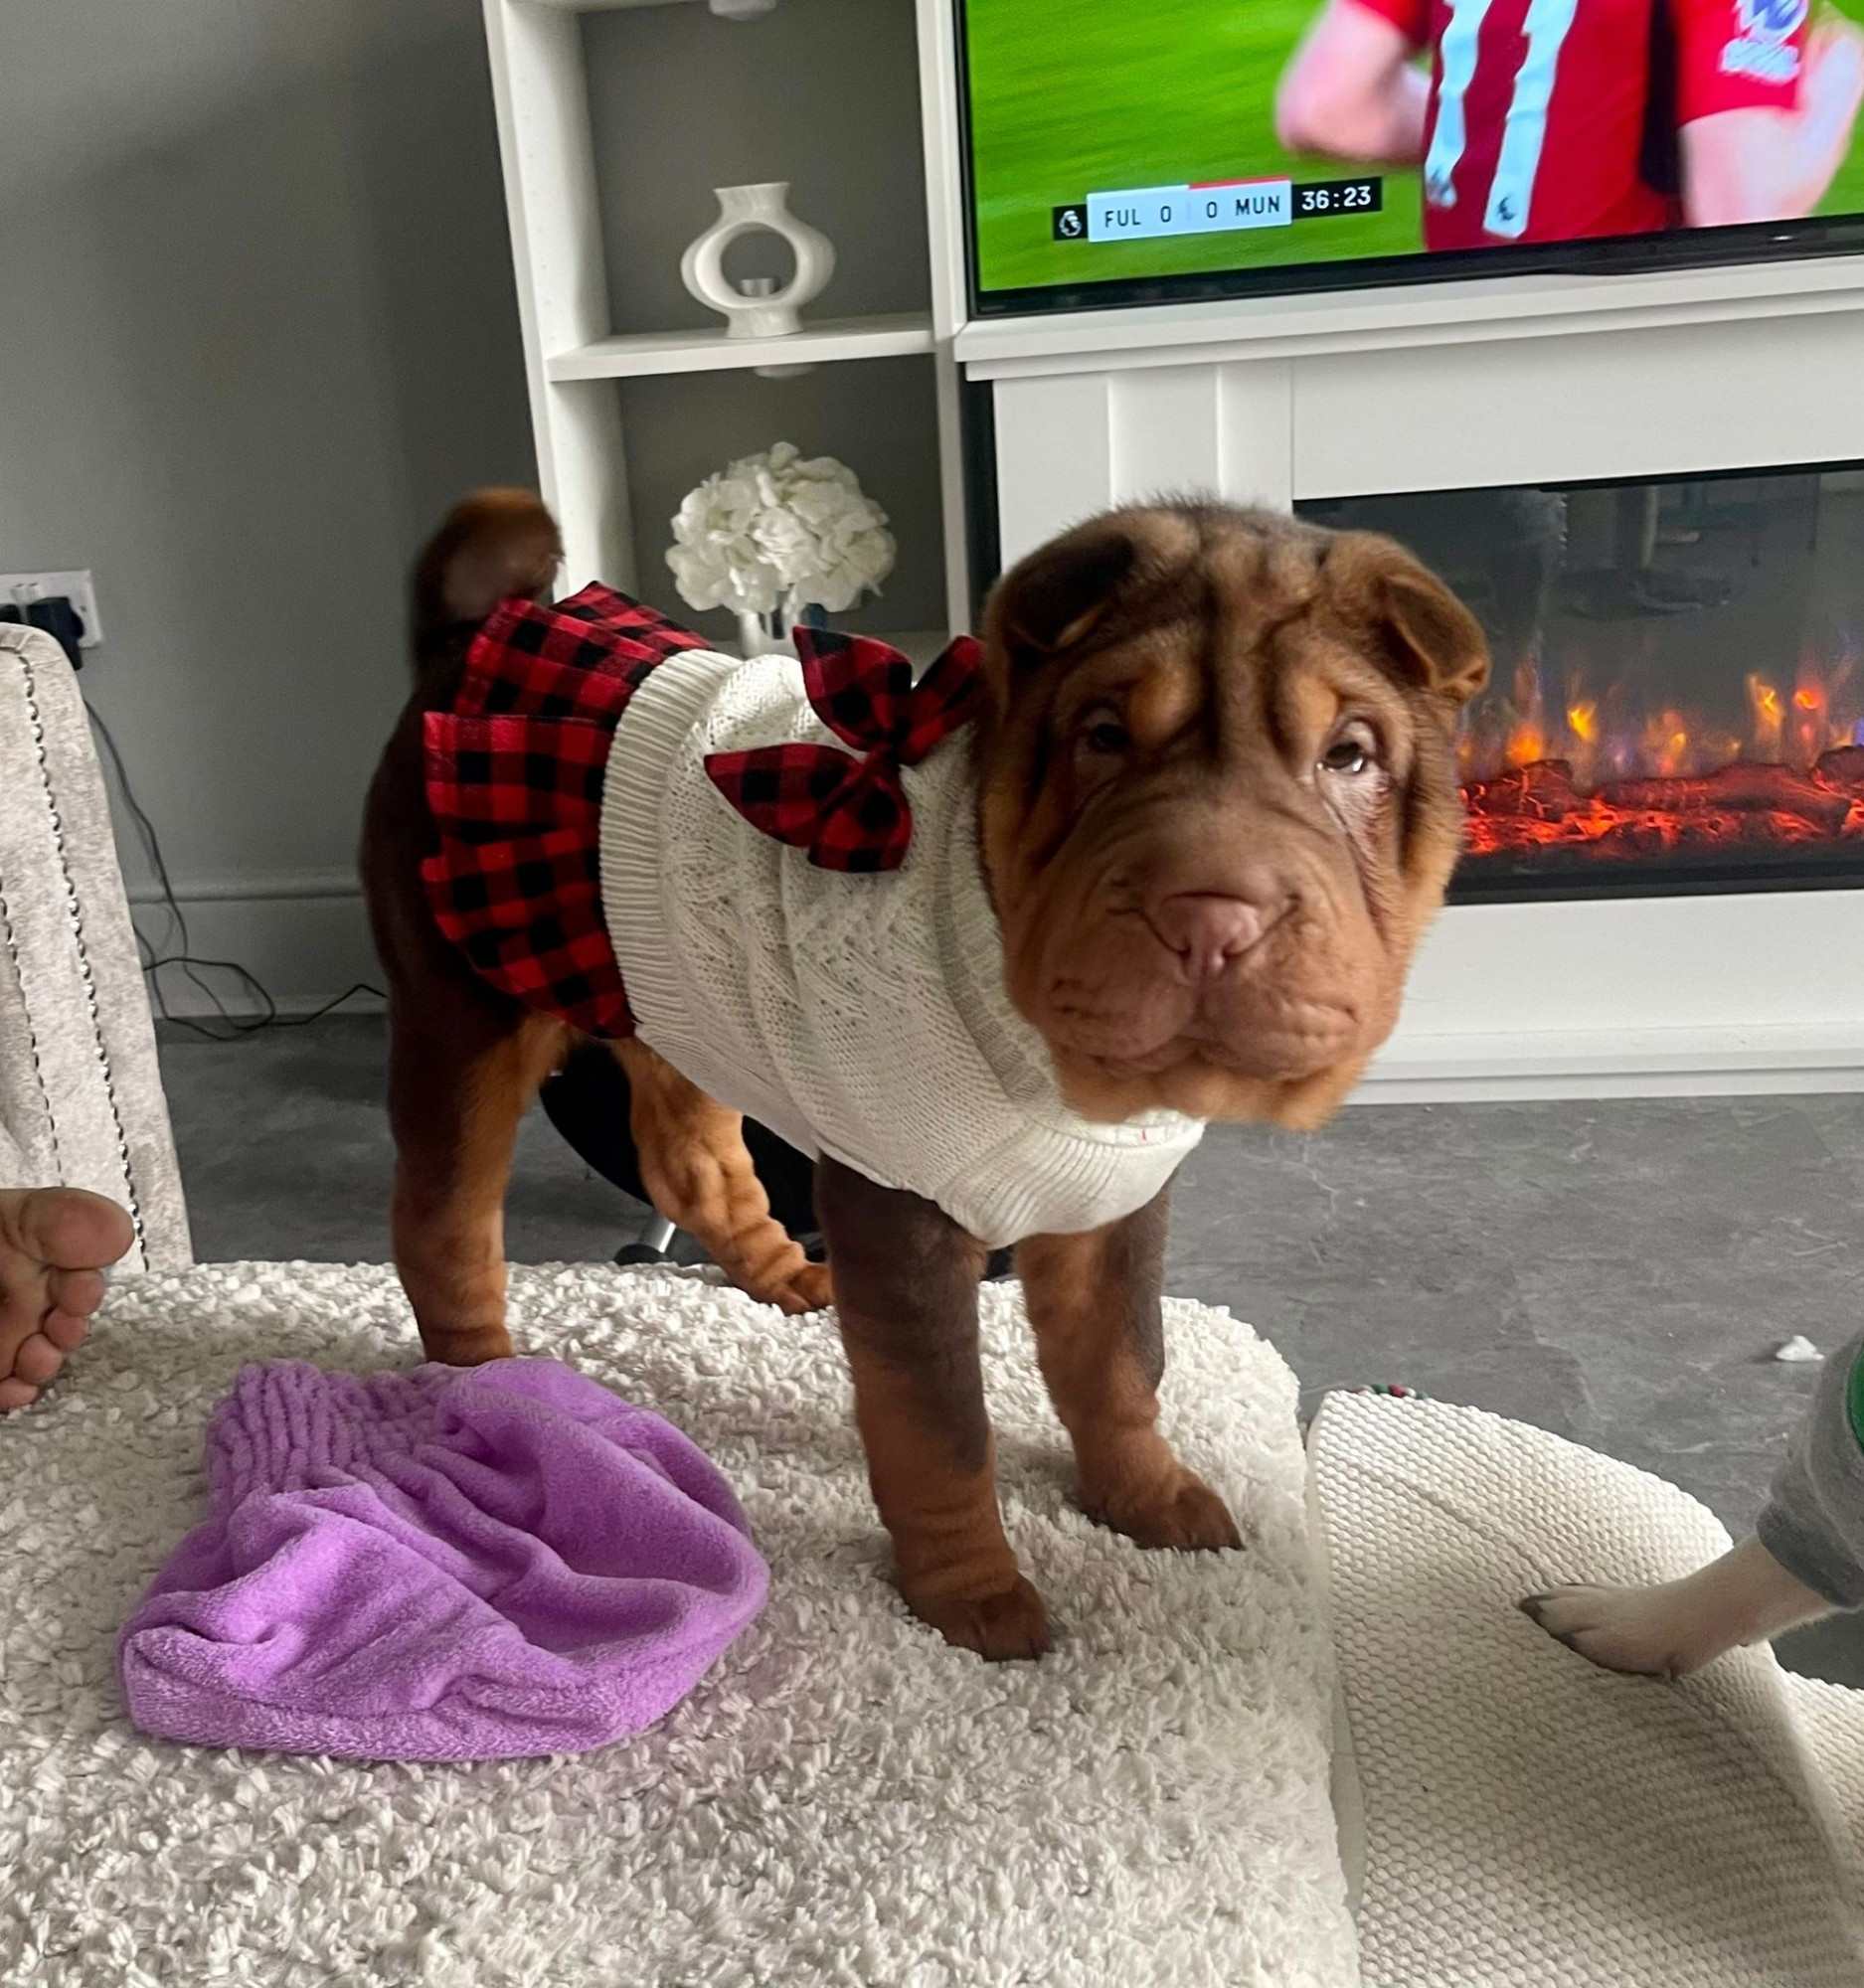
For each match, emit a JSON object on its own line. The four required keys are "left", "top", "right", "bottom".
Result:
{"left": 85, "top": 700, "right": 385, "bottom": 1042}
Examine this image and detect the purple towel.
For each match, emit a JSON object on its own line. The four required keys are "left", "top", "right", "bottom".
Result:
{"left": 118, "top": 1358, "right": 767, "bottom": 1761}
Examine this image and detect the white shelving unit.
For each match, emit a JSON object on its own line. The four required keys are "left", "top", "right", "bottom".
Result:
{"left": 480, "top": 0, "right": 972, "bottom": 637}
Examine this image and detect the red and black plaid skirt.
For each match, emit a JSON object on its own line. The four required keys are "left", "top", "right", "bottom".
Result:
{"left": 422, "top": 584, "right": 708, "bottom": 1039}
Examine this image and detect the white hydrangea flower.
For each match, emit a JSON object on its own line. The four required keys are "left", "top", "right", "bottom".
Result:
{"left": 667, "top": 442, "right": 896, "bottom": 622}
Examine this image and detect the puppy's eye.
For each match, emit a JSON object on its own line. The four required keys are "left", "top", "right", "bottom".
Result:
{"left": 1080, "top": 708, "right": 1132, "bottom": 757}
{"left": 1319, "top": 725, "right": 1379, "bottom": 776}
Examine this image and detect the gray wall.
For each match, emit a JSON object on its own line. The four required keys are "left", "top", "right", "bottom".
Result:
{"left": 0, "top": 0, "right": 535, "bottom": 1010}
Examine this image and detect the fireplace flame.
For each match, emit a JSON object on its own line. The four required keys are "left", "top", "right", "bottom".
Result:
{"left": 1460, "top": 649, "right": 1863, "bottom": 786}
{"left": 1458, "top": 644, "right": 1864, "bottom": 869}
{"left": 1747, "top": 674, "right": 1784, "bottom": 760}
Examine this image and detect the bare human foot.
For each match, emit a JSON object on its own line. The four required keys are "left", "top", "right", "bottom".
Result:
{"left": 0, "top": 1188, "right": 135, "bottom": 1411}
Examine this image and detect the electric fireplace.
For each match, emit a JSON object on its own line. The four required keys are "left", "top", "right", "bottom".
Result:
{"left": 1299, "top": 468, "right": 1864, "bottom": 902}
{"left": 962, "top": 257, "right": 1864, "bottom": 1092}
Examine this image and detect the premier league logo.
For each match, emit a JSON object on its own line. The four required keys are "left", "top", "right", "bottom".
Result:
{"left": 1725, "top": 0, "right": 1805, "bottom": 81}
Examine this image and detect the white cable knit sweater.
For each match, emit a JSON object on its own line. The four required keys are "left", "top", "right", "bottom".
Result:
{"left": 597, "top": 646, "right": 1205, "bottom": 1247}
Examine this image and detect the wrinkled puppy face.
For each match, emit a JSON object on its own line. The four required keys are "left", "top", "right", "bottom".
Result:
{"left": 976, "top": 504, "right": 1487, "bottom": 1131}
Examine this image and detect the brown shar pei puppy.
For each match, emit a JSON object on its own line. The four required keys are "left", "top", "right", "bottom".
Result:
{"left": 362, "top": 491, "right": 1486, "bottom": 1659}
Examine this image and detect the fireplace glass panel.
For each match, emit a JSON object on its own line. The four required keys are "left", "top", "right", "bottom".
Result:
{"left": 1297, "top": 469, "right": 1864, "bottom": 901}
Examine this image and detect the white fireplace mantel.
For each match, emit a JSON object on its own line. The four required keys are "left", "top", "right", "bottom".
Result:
{"left": 956, "top": 254, "right": 1864, "bottom": 376}
{"left": 958, "top": 260, "right": 1864, "bottom": 1101}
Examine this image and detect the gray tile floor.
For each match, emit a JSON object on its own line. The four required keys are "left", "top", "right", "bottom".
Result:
{"left": 156, "top": 1014, "right": 1864, "bottom": 1683}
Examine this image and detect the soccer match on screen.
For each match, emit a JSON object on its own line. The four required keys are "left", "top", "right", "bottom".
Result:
{"left": 962, "top": 0, "right": 1864, "bottom": 302}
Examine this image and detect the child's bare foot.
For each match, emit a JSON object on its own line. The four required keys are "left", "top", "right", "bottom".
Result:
{"left": 0, "top": 1188, "right": 134, "bottom": 1411}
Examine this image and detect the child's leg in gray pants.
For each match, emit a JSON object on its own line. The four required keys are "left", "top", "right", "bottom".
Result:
{"left": 1756, "top": 1329, "right": 1864, "bottom": 1612}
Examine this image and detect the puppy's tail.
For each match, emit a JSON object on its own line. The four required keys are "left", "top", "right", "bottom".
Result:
{"left": 411, "top": 488, "right": 564, "bottom": 675}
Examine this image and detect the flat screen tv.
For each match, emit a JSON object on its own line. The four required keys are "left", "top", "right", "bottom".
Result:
{"left": 957, "top": 0, "right": 1864, "bottom": 317}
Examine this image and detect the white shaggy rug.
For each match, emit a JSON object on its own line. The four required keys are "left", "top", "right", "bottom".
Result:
{"left": 1309, "top": 1390, "right": 1864, "bottom": 1988}
{"left": 0, "top": 1262, "right": 1358, "bottom": 1988}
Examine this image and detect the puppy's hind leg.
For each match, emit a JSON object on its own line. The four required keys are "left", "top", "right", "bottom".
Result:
{"left": 388, "top": 991, "right": 570, "bottom": 1367}
{"left": 613, "top": 1038, "right": 830, "bottom": 1316}
{"left": 1522, "top": 1535, "right": 1834, "bottom": 1679}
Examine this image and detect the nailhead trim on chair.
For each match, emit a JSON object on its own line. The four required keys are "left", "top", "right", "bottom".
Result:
{"left": 12, "top": 647, "right": 147, "bottom": 1258}
{"left": 0, "top": 842, "right": 66, "bottom": 1187}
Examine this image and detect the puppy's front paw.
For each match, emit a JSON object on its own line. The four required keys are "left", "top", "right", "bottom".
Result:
{"left": 1520, "top": 1582, "right": 1708, "bottom": 1679}
{"left": 906, "top": 1574, "right": 1051, "bottom": 1662}
{"left": 770, "top": 1261, "right": 833, "bottom": 1316}
{"left": 1087, "top": 1467, "right": 1244, "bottom": 1553}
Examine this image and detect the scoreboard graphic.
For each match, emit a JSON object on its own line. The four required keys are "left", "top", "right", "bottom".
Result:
{"left": 1053, "top": 175, "right": 1383, "bottom": 245}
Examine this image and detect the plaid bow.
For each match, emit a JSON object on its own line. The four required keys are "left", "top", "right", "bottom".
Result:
{"left": 705, "top": 628, "right": 984, "bottom": 872}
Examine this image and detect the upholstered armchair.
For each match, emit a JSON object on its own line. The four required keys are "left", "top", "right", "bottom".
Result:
{"left": 0, "top": 624, "right": 190, "bottom": 1269}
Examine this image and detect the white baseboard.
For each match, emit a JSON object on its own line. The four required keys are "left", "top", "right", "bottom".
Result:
{"left": 126, "top": 871, "right": 381, "bottom": 1020}
{"left": 1355, "top": 1025, "right": 1864, "bottom": 1103}
{"left": 126, "top": 867, "right": 362, "bottom": 906}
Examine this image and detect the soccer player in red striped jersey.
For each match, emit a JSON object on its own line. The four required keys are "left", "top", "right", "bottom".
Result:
{"left": 1275, "top": 0, "right": 1864, "bottom": 248}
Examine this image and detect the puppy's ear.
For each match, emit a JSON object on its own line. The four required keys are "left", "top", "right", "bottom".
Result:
{"left": 981, "top": 521, "right": 1140, "bottom": 702}
{"left": 1379, "top": 565, "right": 1490, "bottom": 709}
{"left": 1328, "top": 532, "right": 1490, "bottom": 719}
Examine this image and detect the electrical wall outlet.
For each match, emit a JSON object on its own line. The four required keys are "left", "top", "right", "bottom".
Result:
{"left": 0, "top": 570, "right": 102, "bottom": 648}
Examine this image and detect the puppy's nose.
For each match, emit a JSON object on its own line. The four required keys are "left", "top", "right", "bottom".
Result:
{"left": 1146, "top": 892, "right": 1277, "bottom": 979}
